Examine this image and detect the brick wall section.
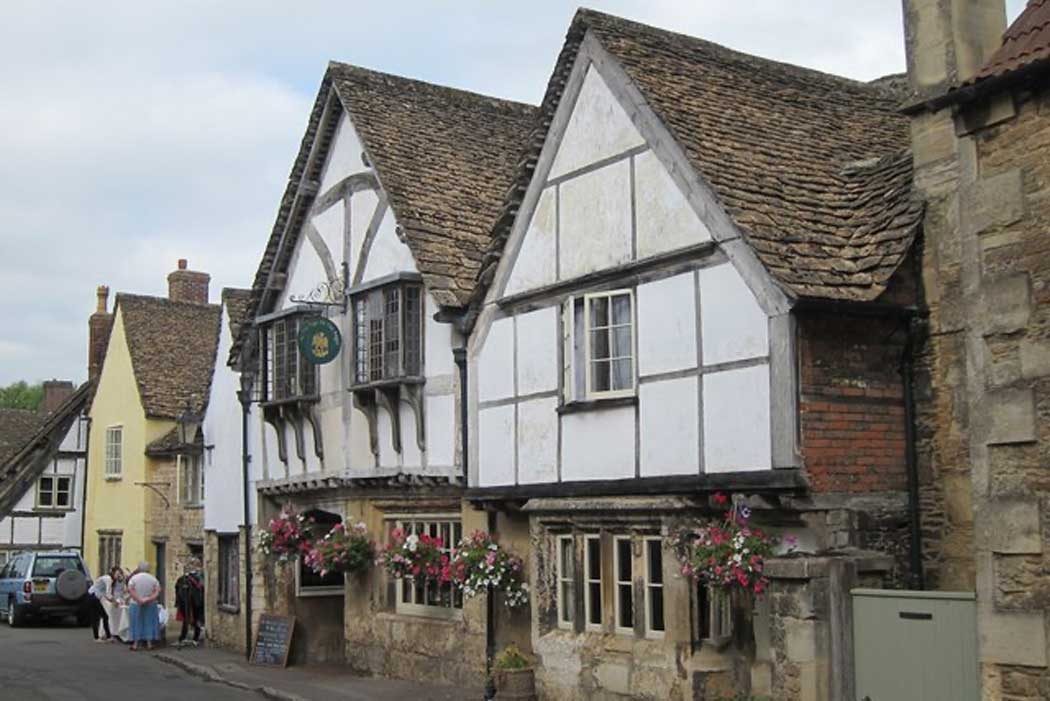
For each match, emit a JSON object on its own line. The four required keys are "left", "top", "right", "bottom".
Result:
{"left": 167, "top": 259, "right": 210, "bottom": 305}
{"left": 798, "top": 313, "right": 908, "bottom": 494}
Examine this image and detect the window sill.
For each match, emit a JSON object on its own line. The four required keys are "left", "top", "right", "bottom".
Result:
{"left": 557, "top": 395, "right": 637, "bottom": 415}
{"left": 349, "top": 376, "right": 425, "bottom": 392}
{"left": 104, "top": 475, "right": 123, "bottom": 482}
{"left": 261, "top": 396, "right": 319, "bottom": 408}
{"left": 218, "top": 604, "right": 241, "bottom": 614}
{"left": 379, "top": 610, "right": 464, "bottom": 625}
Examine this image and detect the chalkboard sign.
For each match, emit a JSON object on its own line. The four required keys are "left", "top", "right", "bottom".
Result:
{"left": 251, "top": 614, "right": 295, "bottom": 667}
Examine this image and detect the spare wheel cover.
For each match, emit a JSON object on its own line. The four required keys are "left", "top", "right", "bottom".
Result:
{"left": 56, "top": 569, "right": 88, "bottom": 601}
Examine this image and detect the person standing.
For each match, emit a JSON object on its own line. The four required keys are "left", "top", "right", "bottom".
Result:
{"left": 127, "top": 561, "right": 161, "bottom": 651}
{"left": 174, "top": 559, "right": 205, "bottom": 647}
{"left": 101, "top": 566, "right": 128, "bottom": 642}
{"left": 85, "top": 572, "right": 112, "bottom": 642}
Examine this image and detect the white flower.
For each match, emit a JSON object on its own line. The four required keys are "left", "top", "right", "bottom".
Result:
{"left": 406, "top": 534, "right": 419, "bottom": 552}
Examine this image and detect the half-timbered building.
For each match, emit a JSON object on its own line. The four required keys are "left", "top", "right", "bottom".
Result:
{"left": 466, "top": 10, "right": 925, "bottom": 699}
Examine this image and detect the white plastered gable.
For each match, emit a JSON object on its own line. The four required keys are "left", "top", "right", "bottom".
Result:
{"left": 500, "top": 60, "right": 718, "bottom": 301}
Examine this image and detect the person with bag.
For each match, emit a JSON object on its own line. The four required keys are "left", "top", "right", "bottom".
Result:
{"left": 174, "top": 558, "right": 205, "bottom": 647}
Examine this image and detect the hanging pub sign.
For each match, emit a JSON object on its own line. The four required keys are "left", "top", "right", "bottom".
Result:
{"left": 298, "top": 317, "right": 342, "bottom": 365}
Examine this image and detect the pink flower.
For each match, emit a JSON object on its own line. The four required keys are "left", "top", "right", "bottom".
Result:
{"left": 712, "top": 492, "right": 728, "bottom": 505}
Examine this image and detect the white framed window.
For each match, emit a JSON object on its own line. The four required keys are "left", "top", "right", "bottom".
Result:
{"left": 564, "top": 290, "right": 635, "bottom": 402}
{"left": 556, "top": 535, "right": 575, "bottom": 629}
{"left": 644, "top": 537, "right": 665, "bottom": 637}
{"left": 699, "top": 585, "right": 733, "bottom": 643}
{"left": 218, "top": 535, "right": 240, "bottom": 610}
{"left": 296, "top": 510, "right": 345, "bottom": 597}
{"left": 178, "top": 454, "right": 204, "bottom": 506}
{"left": 37, "top": 474, "right": 73, "bottom": 509}
{"left": 584, "top": 535, "right": 602, "bottom": 630}
{"left": 614, "top": 537, "right": 634, "bottom": 633}
{"left": 391, "top": 516, "right": 462, "bottom": 619}
{"left": 104, "top": 426, "right": 123, "bottom": 478}
{"left": 98, "top": 532, "right": 122, "bottom": 574}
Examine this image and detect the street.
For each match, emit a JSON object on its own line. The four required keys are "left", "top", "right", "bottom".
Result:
{"left": 0, "top": 621, "right": 256, "bottom": 701}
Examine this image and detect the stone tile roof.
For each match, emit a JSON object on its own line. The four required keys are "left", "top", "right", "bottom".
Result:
{"left": 116, "top": 294, "right": 221, "bottom": 420}
{"left": 230, "top": 65, "right": 536, "bottom": 364}
{"left": 970, "top": 0, "right": 1050, "bottom": 83}
{"left": 0, "top": 409, "right": 46, "bottom": 466}
{"left": 330, "top": 63, "right": 537, "bottom": 308}
{"left": 0, "top": 382, "right": 93, "bottom": 511}
{"left": 472, "top": 9, "right": 922, "bottom": 309}
{"left": 221, "top": 288, "right": 252, "bottom": 342}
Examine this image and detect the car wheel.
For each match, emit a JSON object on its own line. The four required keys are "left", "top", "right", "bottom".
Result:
{"left": 7, "top": 598, "right": 25, "bottom": 627}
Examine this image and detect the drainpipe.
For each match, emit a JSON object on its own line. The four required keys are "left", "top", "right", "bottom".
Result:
{"left": 899, "top": 317, "right": 925, "bottom": 590}
{"left": 485, "top": 510, "right": 496, "bottom": 701}
{"left": 238, "top": 383, "right": 255, "bottom": 660}
{"left": 79, "top": 416, "right": 92, "bottom": 560}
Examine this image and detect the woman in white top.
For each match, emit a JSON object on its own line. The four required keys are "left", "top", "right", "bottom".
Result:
{"left": 99, "top": 566, "right": 128, "bottom": 642}
{"left": 86, "top": 572, "right": 112, "bottom": 642}
{"left": 127, "top": 561, "right": 161, "bottom": 651}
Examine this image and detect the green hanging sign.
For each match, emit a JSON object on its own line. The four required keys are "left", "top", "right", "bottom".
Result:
{"left": 298, "top": 317, "right": 342, "bottom": 365}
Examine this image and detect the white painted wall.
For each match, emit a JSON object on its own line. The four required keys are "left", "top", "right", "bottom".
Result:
{"left": 471, "top": 58, "right": 778, "bottom": 489}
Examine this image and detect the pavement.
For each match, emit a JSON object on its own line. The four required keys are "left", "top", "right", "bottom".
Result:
{"left": 0, "top": 617, "right": 481, "bottom": 701}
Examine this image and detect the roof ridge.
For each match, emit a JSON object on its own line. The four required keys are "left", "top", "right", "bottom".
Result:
{"left": 116, "top": 291, "right": 219, "bottom": 310}
{"left": 575, "top": 8, "right": 890, "bottom": 92}
{"left": 327, "top": 61, "right": 535, "bottom": 114}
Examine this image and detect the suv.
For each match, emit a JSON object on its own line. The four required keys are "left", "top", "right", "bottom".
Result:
{"left": 0, "top": 551, "right": 91, "bottom": 626}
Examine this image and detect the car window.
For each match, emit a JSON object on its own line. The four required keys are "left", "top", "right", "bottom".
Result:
{"left": 31, "top": 556, "right": 83, "bottom": 578}
{"left": 10, "top": 556, "right": 26, "bottom": 579}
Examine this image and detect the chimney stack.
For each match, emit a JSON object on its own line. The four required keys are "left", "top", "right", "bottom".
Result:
{"left": 88, "top": 285, "right": 113, "bottom": 382}
{"left": 902, "top": 0, "right": 1007, "bottom": 99}
{"left": 167, "top": 259, "right": 211, "bottom": 305}
{"left": 42, "top": 380, "right": 74, "bottom": 414}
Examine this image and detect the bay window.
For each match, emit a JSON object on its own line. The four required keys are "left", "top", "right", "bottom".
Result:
{"left": 259, "top": 313, "right": 318, "bottom": 402}
{"left": 352, "top": 280, "right": 423, "bottom": 386}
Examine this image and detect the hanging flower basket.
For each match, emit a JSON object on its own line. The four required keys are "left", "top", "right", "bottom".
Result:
{"left": 304, "top": 522, "right": 375, "bottom": 577}
{"left": 376, "top": 528, "right": 448, "bottom": 581}
{"left": 257, "top": 510, "right": 313, "bottom": 562}
{"left": 671, "top": 493, "right": 793, "bottom": 595}
{"left": 447, "top": 531, "right": 529, "bottom": 609}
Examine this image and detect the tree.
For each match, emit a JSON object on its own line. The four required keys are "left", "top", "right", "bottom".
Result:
{"left": 0, "top": 381, "right": 44, "bottom": 411}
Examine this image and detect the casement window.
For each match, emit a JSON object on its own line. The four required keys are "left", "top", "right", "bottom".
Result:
{"left": 98, "top": 532, "right": 122, "bottom": 574}
{"left": 645, "top": 538, "right": 665, "bottom": 637}
{"left": 351, "top": 282, "right": 423, "bottom": 385}
{"left": 554, "top": 532, "right": 668, "bottom": 639}
{"left": 218, "top": 535, "right": 240, "bottom": 610}
{"left": 104, "top": 426, "right": 123, "bottom": 478}
{"left": 584, "top": 535, "right": 603, "bottom": 629}
{"left": 259, "top": 314, "right": 319, "bottom": 402}
{"left": 392, "top": 516, "right": 462, "bottom": 619}
{"left": 698, "top": 585, "right": 733, "bottom": 643}
{"left": 614, "top": 537, "right": 634, "bottom": 632}
{"left": 179, "top": 454, "right": 204, "bottom": 506}
{"left": 37, "top": 475, "right": 73, "bottom": 509}
{"left": 564, "top": 289, "right": 635, "bottom": 401}
{"left": 556, "top": 535, "right": 575, "bottom": 629}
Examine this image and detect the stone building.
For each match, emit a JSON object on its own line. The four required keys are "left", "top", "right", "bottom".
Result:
{"left": 83, "top": 261, "right": 220, "bottom": 608}
{"left": 222, "top": 62, "right": 535, "bottom": 675}
{"left": 464, "top": 9, "right": 926, "bottom": 699}
{"left": 904, "top": 0, "right": 1050, "bottom": 696}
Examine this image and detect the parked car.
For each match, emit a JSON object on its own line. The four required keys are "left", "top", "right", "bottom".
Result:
{"left": 0, "top": 551, "right": 91, "bottom": 626}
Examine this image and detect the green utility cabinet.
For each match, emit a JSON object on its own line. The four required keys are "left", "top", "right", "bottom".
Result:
{"left": 852, "top": 589, "right": 978, "bottom": 701}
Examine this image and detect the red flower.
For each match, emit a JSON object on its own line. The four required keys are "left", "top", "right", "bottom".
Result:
{"left": 712, "top": 492, "right": 728, "bottom": 505}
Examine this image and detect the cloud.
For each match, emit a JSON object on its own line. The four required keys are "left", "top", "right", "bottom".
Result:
{"left": 0, "top": 0, "right": 1027, "bottom": 385}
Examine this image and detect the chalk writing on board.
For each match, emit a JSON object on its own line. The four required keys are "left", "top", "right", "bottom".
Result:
{"left": 251, "top": 613, "right": 295, "bottom": 667}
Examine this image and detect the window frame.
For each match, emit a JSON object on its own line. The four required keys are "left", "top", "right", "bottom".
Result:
{"left": 389, "top": 515, "right": 462, "bottom": 620}
{"left": 583, "top": 535, "right": 603, "bottom": 631}
{"left": 698, "top": 584, "right": 733, "bottom": 645}
{"left": 217, "top": 534, "right": 240, "bottom": 612}
{"left": 613, "top": 536, "right": 635, "bottom": 634}
{"left": 104, "top": 425, "right": 123, "bottom": 479}
{"left": 178, "top": 454, "right": 204, "bottom": 507}
{"left": 350, "top": 281, "right": 425, "bottom": 387}
{"left": 98, "top": 532, "right": 122, "bottom": 575}
{"left": 644, "top": 537, "right": 666, "bottom": 639}
{"left": 556, "top": 535, "right": 575, "bottom": 630}
{"left": 36, "top": 474, "right": 74, "bottom": 510}
{"left": 582, "top": 289, "right": 636, "bottom": 400}
{"left": 258, "top": 313, "right": 320, "bottom": 404}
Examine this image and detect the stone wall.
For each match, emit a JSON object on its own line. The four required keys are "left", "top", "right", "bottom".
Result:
{"left": 203, "top": 528, "right": 248, "bottom": 652}
{"left": 913, "top": 78, "right": 1050, "bottom": 696}
{"left": 146, "top": 455, "right": 205, "bottom": 611}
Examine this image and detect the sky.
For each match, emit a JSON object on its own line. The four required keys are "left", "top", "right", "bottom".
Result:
{"left": 0, "top": 1, "right": 1028, "bottom": 386}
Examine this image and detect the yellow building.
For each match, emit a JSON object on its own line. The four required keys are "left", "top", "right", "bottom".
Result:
{"left": 84, "top": 261, "right": 220, "bottom": 605}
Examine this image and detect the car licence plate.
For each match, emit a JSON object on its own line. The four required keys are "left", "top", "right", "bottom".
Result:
{"left": 33, "top": 581, "right": 49, "bottom": 592}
